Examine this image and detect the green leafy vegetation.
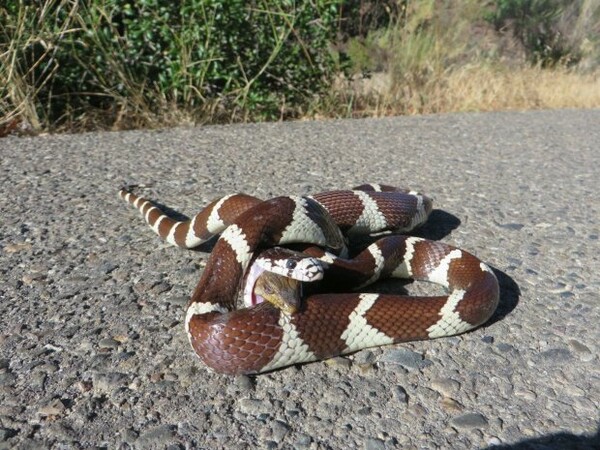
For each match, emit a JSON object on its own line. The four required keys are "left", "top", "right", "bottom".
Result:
{"left": 1, "top": 0, "right": 341, "bottom": 130}
{"left": 485, "top": 0, "right": 600, "bottom": 66}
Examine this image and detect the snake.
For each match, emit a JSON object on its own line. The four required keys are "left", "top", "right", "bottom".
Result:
{"left": 119, "top": 184, "right": 499, "bottom": 375}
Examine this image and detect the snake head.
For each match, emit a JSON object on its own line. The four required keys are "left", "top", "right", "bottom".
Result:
{"left": 254, "top": 247, "right": 324, "bottom": 282}
{"left": 253, "top": 271, "right": 302, "bottom": 315}
{"left": 243, "top": 247, "right": 322, "bottom": 313}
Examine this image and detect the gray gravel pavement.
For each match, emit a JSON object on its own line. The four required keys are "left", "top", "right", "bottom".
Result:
{"left": 1, "top": 109, "right": 599, "bottom": 449}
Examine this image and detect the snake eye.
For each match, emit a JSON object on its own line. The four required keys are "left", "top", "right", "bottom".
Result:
{"left": 285, "top": 260, "right": 297, "bottom": 270}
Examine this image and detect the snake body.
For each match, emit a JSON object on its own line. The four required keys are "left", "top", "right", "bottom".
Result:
{"left": 119, "top": 184, "right": 499, "bottom": 375}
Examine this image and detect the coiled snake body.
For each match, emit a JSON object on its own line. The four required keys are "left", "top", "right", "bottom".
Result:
{"left": 119, "top": 184, "right": 499, "bottom": 375}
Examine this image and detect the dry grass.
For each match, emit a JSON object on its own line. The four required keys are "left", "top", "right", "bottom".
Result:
{"left": 320, "top": 65, "right": 600, "bottom": 119}
{"left": 316, "top": 0, "right": 600, "bottom": 120}
{"left": 441, "top": 65, "right": 600, "bottom": 111}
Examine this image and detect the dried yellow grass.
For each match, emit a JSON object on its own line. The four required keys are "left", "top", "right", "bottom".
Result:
{"left": 319, "top": 0, "right": 600, "bottom": 120}
{"left": 323, "top": 65, "right": 600, "bottom": 119}
{"left": 438, "top": 65, "right": 600, "bottom": 112}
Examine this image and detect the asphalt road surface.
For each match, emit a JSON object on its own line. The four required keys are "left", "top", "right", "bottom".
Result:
{"left": 1, "top": 109, "right": 598, "bottom": 449}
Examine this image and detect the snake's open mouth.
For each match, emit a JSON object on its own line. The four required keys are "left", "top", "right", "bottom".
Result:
{"left": 243, "top": 262, "right": 267, "bottom": 308}
{"left": 243, "top": 261, "right": 303, "bottom": 314}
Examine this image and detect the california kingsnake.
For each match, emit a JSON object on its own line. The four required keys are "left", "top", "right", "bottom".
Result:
{"left": 119, "top": 184, "right": 499, "bottom": 375}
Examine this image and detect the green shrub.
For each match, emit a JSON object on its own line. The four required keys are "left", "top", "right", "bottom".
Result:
{"left": 485, "top": 0, "right": 579, "bottom": 66}
{"left": 1, "top": 0, "right": 342, "bottom": 129}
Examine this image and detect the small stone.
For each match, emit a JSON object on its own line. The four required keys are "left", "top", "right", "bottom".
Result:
{"left": 47, "top": 422, "right": 76, "bottom": 441}
{"left": 0, "top": 405, "right": 24, "bottom": 416}
{"left": 99, "top": 261, "right": 118, "bottom": 274}
{"left": 98, "top": 338, "right": 120, "bottom": 349}
{"left": 238, "top": 398, "right": 270, "bottom": 416}
{"left": 166, "top": 295, "right": 189, "bottom": 306}
{"left": 92, "top": 372, "right": 128, "bottom": 393}
{"left": 410, "top": 403, "right": 428, "bottom": 417}
{"left": 149, "top": 372, "right": 164, "bottom": 383}
{"left": 440, "top": 397, "right": 463, "bottom": 412}
{"left": 44, "top": 344, "right": 63, "bottom": 353}
{"left": 0, "top": 372, "right": 16, "bottom": 386}
{"left": 393, "top": 385, "right": 409, "bottom": 405}
{"left": 431, "top": 378, "right": 460, "bottom": 396}
{"left": 68, "top": 275, "right": 89, "bottom": 283}
{"left": 450, "top": 412, "right": 488, "bottom": 430}
{"left": 365, "top": 437, "right": 386, "bottom": 450}
{"left": 0, "top": 427, "right": 17, "bottom": 441}
{"left": 325, "top": 356, "right": 351, "bottom": 369}
{"left": 547, "top": 282, "right": 572, "bottom": 294}
{"left": 4, "top": 242, "right": 32, "bottom": 253}
{"left": 234, "top": 375, "right": 254, "bottom": 392}
{"left": 354, "top": 350, "right": 376, "bottom": 366}
{"left": 31, "top": 372, "right": 46, "bottom": 389}
{"left": 134, "top": 281, "right": 154, "bottom": 293}
{"left": 563, "top": 385, "right": 585, "bottom": 397}
{"left": 22, "top": 272, "right": 46, "bottom": 284}
{"left": 568, "top": 339, "right": 594, "bottom": 361}
{"left": 151, "top": 282, "right": 172, "bottom": 295}
{"left": 35, "top": 362, "right": 59, "bottom": 373}
{"left": 515, "top": 388, "right": 536, "bottom": 401}
{"left": 76, "top": 380, "right": 93, "bottom": 393}
{"left": 538, "top": 348, "right": 573, "bottom": 364}
{"left": 120, "top": 429, "right": 139, "bottom": 444}
{"left": 481, "top": 335, "right": 494, "bottom": 344}
{"left": 506, "top": 256, "right": 522, "bottom": 266}
{"left": 497, "top": 222, "right": 524, "bottom": 230}
{"left": 38, "top": 399, "right": 66, "bottom": 416}
{"left": 380, "top": 349, "right": 432, "bottom": 370}
{"left": 166, "top": 445, "right": 183, "bottom": 450}
{"left": 164, "top": 372, "right": 178, "bottom": 382}
{"left": 113, "top": 335, "right": 129, "bottom": 343}
{"left": 137, "top": 425, "right": 175, "bottom": 447}
{"left": 487, "top": 437, "right": 502, "bottom": 446}
{"left": 271, "top": 420, "right": 290, "bottom": 442}
{"left": 294, "top": 434, "right": 312, "bottom": 449}
{"left": 495, "top": 343, "right": 518, "bottom": 353}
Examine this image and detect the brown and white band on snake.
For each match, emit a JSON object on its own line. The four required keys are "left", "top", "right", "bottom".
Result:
{"left": 119, "top": 185, "right": 499, "bottom": 375}
{"left": 119, "top": 188, "right": 264, "bottom": 248}
{"left": 119, "top": 185, "right": 432, "bottom": 248}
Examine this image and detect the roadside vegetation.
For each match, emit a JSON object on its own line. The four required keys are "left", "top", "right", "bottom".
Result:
{"left": 1, "top": 0, "right": 599, "bottom": 135}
